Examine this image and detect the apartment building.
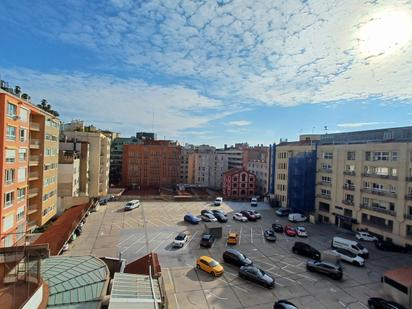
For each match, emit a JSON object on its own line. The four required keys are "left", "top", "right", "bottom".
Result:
{"left": 1, "top": 88, "right": 60, "bottom": 246}
{"left": 223, "top": 168, "right": 256, "bottom": 200}
{"left": 247, "top": 160, "right": 269, "bottom": 196}
{"left": 219, "top": 148, "right": 243, "bottom": 169}
{"left": 122, "top": 140, "right": 181, "bottom": 189}
{"left": 58, "top": 150, "right": 80, "bottom": 197}
{"left": 61, "top": 121, "right": 111, "bottom": 197}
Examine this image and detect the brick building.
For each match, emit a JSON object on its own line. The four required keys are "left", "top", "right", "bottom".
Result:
{"left": 122, "top": 140, "right": 181, "bottom": 189}
{"left": 223, "top": 168, "right": 256, "bottom": 200}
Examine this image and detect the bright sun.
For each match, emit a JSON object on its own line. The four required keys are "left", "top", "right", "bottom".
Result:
{"left": 359, "top": 9, "right": 412, "bottom": 57}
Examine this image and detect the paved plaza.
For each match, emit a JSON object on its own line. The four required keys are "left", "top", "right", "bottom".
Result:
{"left": 64, "top": 200, "right": 412, "bottom": 309}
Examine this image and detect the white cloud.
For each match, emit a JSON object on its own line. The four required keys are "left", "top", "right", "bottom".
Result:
{"left": 337, "top": 122, "right": 396, "bottom": 128}
{"left": 228, "top": 120, "right": 251, "bottom": 126}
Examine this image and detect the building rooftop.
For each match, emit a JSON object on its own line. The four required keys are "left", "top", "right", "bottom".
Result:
{"left": 384, "top": 267, "right": 412, "bottom": 287}
{"left": 42, "top": 255, "right": 109, "bottom": 308}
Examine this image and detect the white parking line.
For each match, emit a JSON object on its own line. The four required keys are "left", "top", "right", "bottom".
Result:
{"left": 117, "top": 233, "right": 136, "bottom": 246}
{"left": 250, "top": 227, "right": 253, "bottom": 244}
{"left": 174, "top": 293, "right": 181, "bottom": 309}
{"left": 358, "top": 302, "right": 368, "bottom": 309}
{"left": 339, "top": 301, "right": 346, "bottom": 307}
{"left": 186, "top": 231, "right": 198, "bottom": 247}
{"left": 239, "top": 227, "right": 242, "bottom": 244}
{"left": 120, "top": 234, "right": 146, "bottom": 254}
{"left": 151, "top": 232, "right": 174, "bottom": 252}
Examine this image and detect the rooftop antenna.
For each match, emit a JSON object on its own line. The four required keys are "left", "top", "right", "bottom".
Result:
{"left": 152, "top": 111, "right": 154, "bottom": 132}
{"left": 324, "top": 126, "right": 328, "bottom": 135}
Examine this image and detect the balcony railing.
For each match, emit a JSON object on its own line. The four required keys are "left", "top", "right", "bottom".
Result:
{"left": 317, "top": 181, "right": 332, "bottom": 187}
{"left": 28, "top": 188, "right": 39, "bottom": 198}
{"left": 343, "top": 170, "right": 356, "bottom": 176}
{"left": 362, "top": 173, "right": 398, "bottom": 180}
{"left": 27, "top": 220, "right": 37, "bottom": 231}
{"left": 27, "top": 206, "right": 38, "bottom": 215}
{"left": 343, "top": 184, "right": 355, "bottom": 191}
{"left": 316, "top": 193, "right": 331, "bottom": 200}
{"left": 404, "top": 214, "right": 412, "bottom": 220}
{"left": 406, "top": 177, "right": 412, "bottom": 182}
{"left": 29, "top": 155, "right": 40, "bottom": 166}
{"left": 318, "top": 169, "right": 332, "bottom": 174}
{"left": 319, "top": 207, "right": 330, "bottom": 213}
{"left": 29, "top": 122, "right": 41, "bottom": 131}
{"left": 342, "top": 199, "right": 354, "bottom": 206}
{"left": 361, "top": 219, "right": 393, "bottom": 232}
{"left": 361, "top": 188, "right": 397, "bottom": 198}
{"left": 29, "top": 139, "right": 40, "bottom": 149}
{"left": 360, "top": 204, "right": 396, "bottom": 216}
{"left": 29, "top": 172, "right": 40, "bottom": 181}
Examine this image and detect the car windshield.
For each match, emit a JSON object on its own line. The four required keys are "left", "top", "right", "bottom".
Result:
{"left": 356, "top": 243, "right": 365, "bottom": 250}
{"left": 202, "top": 235, "right": 211, "bottom": 240}
{"left": 175, "top": 234, "right": 185, "bottom": 240}
{"left": 209, "top": 260, "right": 219, "bottom": 267}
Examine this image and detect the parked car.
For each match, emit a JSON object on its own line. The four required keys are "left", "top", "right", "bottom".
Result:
{"left": 292, "top": 242, "right": 321, "bottom": 260}
{"left": 356, "top": 231, "right": 378, "bottom": 242}
{"left": 124, "top": 200, "right": 140, "bottom": 211}
{"left": 264, "top": 230, "right": 277, "bottom": 241}
{"left": 272, "top": 223, "right": 284, "bottom": 233}
{"left": 62, "top": 243, "right": 69, "bottom": 252}
{"left": 201, "top": 213, "right": 218, "bottom": 222}
{"left": 200, "top": 233, "right": 215, "bottom": 248}
{"left": 332, "top": 237, "right": 369, "bottom": 258}
{"left": 240, "top": 210, "right": 257, "bottom": 221}
{"left": 367, "top": 297, "right": 407, "bottom": 309}
{"left": 375, "top": 240, "right": 408, "bottom": 253}
{"left": 251, "top": 197, "right": 258, "bottom": 207}
{"left": 184, "top": 213, "right": 200, "bottom": 224}
{"left": 222, "top": 249, "right": 253, "bottom": 267}
{"left": 201, "top": 209, "right": 214, "bottom": 216}
{"left": 214, "top": 197, "right": 223, "bottom": 206}
{"left": 249, "top": 210, "right": 261, "bottom": 219}
{"left": 173, "top": 232, "right": 188, "bottom": 248}
{"left": 306, "top": 260, "right": 343, "bottom": 280}
{"left": 196, "top": 256, "right": 224, "bottom": 277}
{"left": 332, "top": 248, "right": 365, "bottom": 266}
{"left": 275, "top": 208, "right": 290, "bottom": 217}
{"left": 239, "top": 266, "right": 275, "bottom": 288}
{"left": 212, "top": 210, "right": 228, "bottom": 222}
{"left": 274, "top": 300, "right": 298, "bottom": 309}
{"left": 233, "top": 212, "right": 248, "bottom": 222}
{"left": 227, "top": 232, "right": 239, "bottom": 245}
{"left": 284, "top": 225, "right": 297, "bottom": 237}
{"left": 288, "top": 213, "right": 307, "bottom": 222}
{"left": 98, "top": 197, "right": 108, "bottom": 205}
{"left": 296, "top": 226, "right": 308, "bottom": 237}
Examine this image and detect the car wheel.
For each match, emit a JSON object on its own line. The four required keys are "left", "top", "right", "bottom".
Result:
{"left": 196, "top": 264, "right": 200, "bottom": 269}
{"left": 307, "top": 266, "right": 314, "bottom": 272}
{"left": 292, "top": 248, "right": 298, "bottom": 254}
{"left": 211, "top": 271, "right": 215, "bottom": 277}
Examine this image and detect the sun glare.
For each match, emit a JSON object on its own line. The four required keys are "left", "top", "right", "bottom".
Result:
{"left": 359, "top": 9, "right": 412, "bottom": 57}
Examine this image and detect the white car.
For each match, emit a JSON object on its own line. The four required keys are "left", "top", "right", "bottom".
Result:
{"left": 288, "top": 213, "right": 307, "bottom": 222}
{"left": 173, "top": 232, "right": 188, "bottom": 248}
{"left": 251, "top": 197, "right": 258, "bottom": 207}
{"left": 214, "top": 197, "right": 223, "bottom": 206}
{"left": 201, "top": 213, "right": 217, "bottom": 222}
{"left": 332, "top": 248, "right": 365, "bottom": 267}
{"left": 233, "top": 212, "right": 248, "bottom": 222}
{"left": 125, "top": 200, "right": 140, "bottom": 211}
{"left": 356, "top": 231, "right": 378, "bottom": 242}
{"left": 296, "top": 226, "right": 308, "bottom": 237}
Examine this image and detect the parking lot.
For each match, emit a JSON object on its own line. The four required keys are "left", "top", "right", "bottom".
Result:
{"left": 65, "top": 200, "right": 412, "bottom": 309}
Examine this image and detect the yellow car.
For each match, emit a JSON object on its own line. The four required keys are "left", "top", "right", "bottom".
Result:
{"left": 227, "top": 232, "right": 238, "bottom": 245}
{"left": 196, "top": 256, "right": 224, "bottom": 277}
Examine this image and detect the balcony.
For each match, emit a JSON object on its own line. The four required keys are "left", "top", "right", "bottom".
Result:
{"left": 28, "top": 188, "right": 39, "bottom": 198}
{"left": 361, "top": 219, "right": 393, "bottom": 232}
{"left": 316, "top": 193, "right": 331, "bottom": 200}
{"left": 343, "top": 170, "right": 356, "bottom": 176}
{"left": 342, "top": 199, "right": 354, "bottom": 206}
{"left": 404, "top": 214, "right": 412, "bottom": 220}
{"left": 27, "top": 206, "right": 38, "bottom": 215}
{"left": 317, "top": 181, "right": 331, "bottom": 187}
{"left": 27, "top": 220, "right": 37, "bottom": 231}
{"left": 343, "top": 184, "right": 355, "bottom": 191}
{"left": 361, "top": 188, "right": 397, "bottom": 198}
{"left": 406, "top": 195, "right": 412, "bottom": 201}
{"left": 362, "top": 172, "right": 398, "bottom": 180}
{"left": 29, "top": 139, "right": 40, "bottom": 149}
{"left": 29, "top": 172, "right": 40, "bottom": 181}
{"left": 29, "top": 155, "right": 40, "bottom": 166}
{"left": 360, "top": 204, "right": 396, "bottom": 216}
{"left": 318, "top": 169, "right": 332, "bottom": 174}
{"left": 29, "top": 122, "right": 41, "bottom": 131}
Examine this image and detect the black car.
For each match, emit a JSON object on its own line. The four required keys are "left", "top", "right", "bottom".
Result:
{"left": 212, "top": 210, "right": 228, "bottom": 222}
{"left": 375, "top": 240, "right": 408, "bottom": 253}
{"left": 264, "top": 230, "right": 277, "bottom": 241}
{"left": 222, "top": 249, "right": 253, "bottom": 267}
{"left": 200, "top": 233, "right": 215, "bottom": 248}
{"left": 272, "top": 223, "right": 284, "bottom": 233}
{"left": 367, "top": 297, "right": 407, "bottom": 309}
{"left": 240, "top": 210, "right": 257, "bottom": 221}
{"left": 275, "top": 208, "right": 290, "bottom": 217}
{"left": 274, "top": 300, "right": 298, "bottom": 309}
{"left": 239, "top": 266, "right": 275, "bottom": 288}
{"left": 306, "top": 260, "right": 343, "bottom": 280}
{"left": 292, "top": 242, "right": 321, "bottom": 260}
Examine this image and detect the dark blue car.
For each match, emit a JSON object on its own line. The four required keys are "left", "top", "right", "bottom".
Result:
{"left": 184, "top": 213, "right": 200, "bottom": 224}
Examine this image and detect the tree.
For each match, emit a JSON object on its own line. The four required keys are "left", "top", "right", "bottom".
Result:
{"left": 37, "top": 99, "right": 60, "bottom": 117}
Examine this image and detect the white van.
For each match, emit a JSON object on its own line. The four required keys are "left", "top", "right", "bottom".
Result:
{"left": 331, "top": 237, "right": 369, "bottom": 258}
{"left": 288, "top": 213, "right": 307, "bottom": 222}
{"left": 125, "top": 200, "right": 140, "bottom": 211}
{"left": 214, "top": 197, "right": 223, "bottom": 206}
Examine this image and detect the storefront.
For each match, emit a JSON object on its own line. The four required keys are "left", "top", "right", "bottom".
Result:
{"left": 334, "top": 214, "right": 357, "bottom": 230}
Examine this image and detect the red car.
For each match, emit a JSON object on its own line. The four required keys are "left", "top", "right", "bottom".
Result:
{"left": 284, "top": 225, "right": 297, "bottom": 237}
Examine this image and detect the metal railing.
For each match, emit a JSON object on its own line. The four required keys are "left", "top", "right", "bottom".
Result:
{"left": 360, "top": 204, "right": 396, "bottom": 216}
{"left": 317, "top": 181, "right": 332, "bottom": 187}
{"left": 318, "top": 169, "right": 332, "bottom": 173}
{"left": 343, "top": 184, "right": 355, "bottom": 191}
{"left": 29, "top": 139, "right": 40, "bottom": 148}
{"left": 404, "top": 214, "right": 412, "bottom": 220}
{"left": 361, "top": 219, "right": 393, "bottom": 231}
{"left": 28, "top": 188, "right": 39, "bottom": 198}
{"left": 316, "top": 193, "right": 331, "bottom": 200}
{"left": 361, "top": 188, "right": 397, "bottom": 198}
{"left": 362, "top": 173, "right": 398, "bottom": 180}
{"left": 343, "top": 171, "right": 356, "bottom": 176}
{"left": 29, "top": 172, "right": 40, "bottom": 180}
{"left": 29, "top": 122, "right": 41, "bottom": 131}
{"left": 342, "top": 199, "right": 354, "bottom": 206}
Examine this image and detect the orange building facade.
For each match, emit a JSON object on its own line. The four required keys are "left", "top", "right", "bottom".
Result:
{"left": 0, "top": 89, "right": 60, "bottom": 247}
{"left": 122, "top": 141, "right": 181, "bottom": 189}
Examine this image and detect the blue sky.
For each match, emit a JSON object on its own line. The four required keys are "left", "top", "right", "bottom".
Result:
{"left": 1, "top": 0, "right": 412, "bottom": 147}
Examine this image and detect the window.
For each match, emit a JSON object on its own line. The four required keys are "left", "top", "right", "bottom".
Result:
{"left": 323, "top": 152, "right": 333, "bottom": 159}
{"left": 321, "top": 176, "right": 331, "bottom": 183}
{"left": 4, "top": 235, "right": 13, "bottom": 247}
{"left": 6, "top": 125, "right": 16, "bottom": 140}
{"left": 4, "top": 192, "right": 14, "bottom": 208}
{"left": 2, "top": 214, "right": 14, "bottom": 232}
{"left": 347, "top": 151, "right": 355, "bottom": 160}
{"left": 241, "top": 174, "right": 246, "bottom": 181}
{"left": 6, "top": 102, "right": 17, "bottom": 117}
{"left": 17, "top": 188, "right": 26, "bottom": 200}
{"left": 5, "top": 149, "right": 16, "bottom": 163}
{"left": 5, "top": 169, "right": 15, "bottom": 184}
{"left": 391, "top": 152, "right": 398, "bottom": 161}
{"left": 16, "top": 207, "right": 25, "bottom": 222}
{"left": 17, "top": 167, "right": 26, "bottom": 182}
{"left": 19, "top": 129, "right": 28, "bottom": 142}
{"left": 321, "top": 189, "right": 331, "bottom": 196}
{"left": 20, "top": 108, "right": 29, "bottom": 122}
{"left": 18, "top": 148, "right": 27, "bottom": 161}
